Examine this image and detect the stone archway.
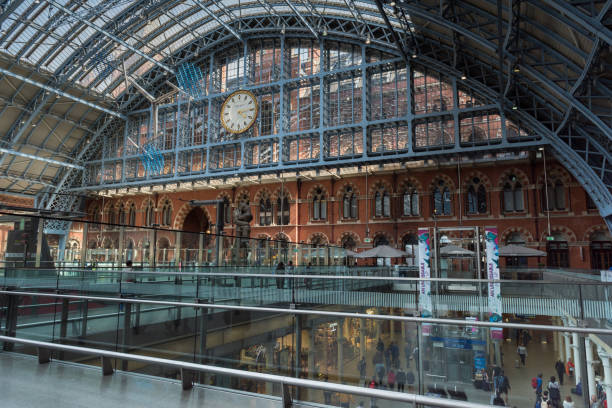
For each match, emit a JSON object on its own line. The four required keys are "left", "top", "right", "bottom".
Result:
{"left": 181, "top": 207, "right": 211, "bottom": 262}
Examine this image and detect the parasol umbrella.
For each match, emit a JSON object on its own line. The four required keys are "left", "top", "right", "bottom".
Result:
{"left": 355, "top": 245, "right": 408, "bottom": 258}
{"left": 440, "top": 245, "right": 475, "bottom": 257}
{"left": 498, "top": 244, "right": 546, "bottom": 257}
{"left": 345, "top": 249, "right": 359, "bottom": 257}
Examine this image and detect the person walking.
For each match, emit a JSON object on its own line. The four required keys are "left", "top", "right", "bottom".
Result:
{"left": 590, "top": 395, "right": 601, "bottom": 408}
{"left": 304, "top": 262, "right": 312, "bottom": 289}
{"left": 517, "top": 344, "right": 527, "bottom": 366}
{"left": 541, "top": 390, "right": 551, "bottom": 408}
{"left": 406, "top": 370, "right": 416, "bottom": 392}
{"left": 396, "top": 367, "right": 406, "bottom": 392}
{"left": 548, "top": 376, "right": 561, "bottom": 407}
{"left": 536, "top": 373, "right": 544, "bottom": 398}
{"left": 387, "top": 369, "right": 396, "bottom": 391}
{"left": 275, "top": 262, "right": 285, "bottom": 289}
{"left": 494, "top": 369, "right": 511, "bottom": 405}
{"left": 358, "top": 356, "right": 367, "bottom": 383}
{"left": 390, "top": 341, "right": 400, "bottom": 368}
{"left": 555, "top": 359, "right": 566, "bottom": 385}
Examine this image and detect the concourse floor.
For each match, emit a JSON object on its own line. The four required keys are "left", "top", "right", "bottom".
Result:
{"left": 0, "top": 352, "right": 315, "bottom": 408}
{"left": 305, "top": 330, "right": 588, "bottom": 408}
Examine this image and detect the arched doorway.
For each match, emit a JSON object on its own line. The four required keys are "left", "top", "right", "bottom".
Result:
{"left": 590, "top": 231, "right": 612, "bottom": 270}
{"left": 402, "top": 233, "right": 418, "bottom": 266}
{"left": 373, "top": 234, "right": 390, "bottom": 266}
{"left": 181, "top": 207, "right": 210, "bottom": 262}
{"left": 158, "top": 237, "right": 170, "bottom": 263}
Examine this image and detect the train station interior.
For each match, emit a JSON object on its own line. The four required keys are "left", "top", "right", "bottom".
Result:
{"left": 0, "top": 1, "right": 611, "bottom": 407}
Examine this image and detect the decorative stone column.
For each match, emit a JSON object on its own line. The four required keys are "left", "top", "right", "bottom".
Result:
{"left": 597, "top": 348, "right": 612, "bottom": 403}
{"left": 337, "top": 318, "right": 344, "bottom": 382}
{"left": 563, "top": 333, "right": 572, "bottom": 364}
{"left": 360, "top": 320, "right": 366, "bottom": 359}
{"left": 585, "top": 337, "right": 596, "bottom": 398}
{"left": 572, "top": 332, "right": 581, "bottom": 384}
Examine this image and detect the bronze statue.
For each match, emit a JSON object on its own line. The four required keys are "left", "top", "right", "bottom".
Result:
{"left": 234, "top": 201, "right": 252, "bottom": 249}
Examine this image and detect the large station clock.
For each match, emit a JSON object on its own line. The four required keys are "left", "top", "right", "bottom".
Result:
{"left": 220, "top": 90, "right": 258, "bottom": 134}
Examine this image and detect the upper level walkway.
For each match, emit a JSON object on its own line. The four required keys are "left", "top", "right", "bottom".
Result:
{"left": 0, "top": 352, "right": 306, "bottom": 408}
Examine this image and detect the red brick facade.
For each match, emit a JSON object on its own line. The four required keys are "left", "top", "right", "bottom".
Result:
{"left": 82, "top": 156, "right": 609, "bottom": 270}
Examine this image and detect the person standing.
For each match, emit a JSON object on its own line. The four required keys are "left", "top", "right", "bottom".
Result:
{"left": 590, "top": 395, "right": 601, "bottom": 408}
{"left": 563, "top": 396, "right": 575, "bottom": 408}
{"left": 555, "top": 359, "right": 566, "bottom": 385}
{"left": 387, "top": 369, "right": 396, "bottom": 391}
{"left": 305, "top": 262, "right": 312, "bottom": 289}
{"left": 517, "top": 344, "right": 527, "bottom": 366}
{"left": 396, "top": 367, "right": 406, "bottom": 392}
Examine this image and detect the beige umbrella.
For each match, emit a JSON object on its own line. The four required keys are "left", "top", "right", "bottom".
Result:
{"left": 440, "top": 245, "right": 475, "bottom": 257}
{"left": 345, "top": 249, "right": 359, "bottom": 257}
{"left": 498, "top": 244, "right": 546, "bottom": 257}
{"left": 355, "top": 245, "right": 408, "bottom": 258}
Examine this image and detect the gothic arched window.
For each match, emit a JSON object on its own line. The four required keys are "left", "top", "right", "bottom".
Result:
{"left": 277, "top": 194, "right": 290, "bottom": 225}
{"left": 128, "top": 203, "right": 136, "bottom": 226}
{"left": 542, "top": 179, "right": 565, "bottom": 211}
{"left": 342, "top": 186, "right": 358, "bottom": 219}
{"left": 433, "top": 180, "right": 452, "bottom": 216}
{"left": 145, "top": 201, "right": 155, "bottom": 226}
{"left": 161, "top": 200, "right": 172, "bottom": 226}
{"left": 259, "top": 196, "right": 272, "bottom": 226}
{"left": 503, "top": 174, "right": 524, "bottom": 212}
{"left": 374, "top": 188, "right": 390, "bottom": 217}
{"left": 118, "top": 203, "right": 126, "bottom": 225}
{"left": 312, "top": 188, "right": 327, "bottom": 221}
{"left": 466, "top": 178, "right": 487, "bottom": 214}
{"left": 403, "top": 187, "right": 419, "bottom": 216}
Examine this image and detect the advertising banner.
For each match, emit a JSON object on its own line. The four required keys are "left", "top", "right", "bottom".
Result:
{"left": 418, "top": 228, "right": 432, "bottom": 335}
{"left": 485, "top": 227, "right": 503, "bottom": 340}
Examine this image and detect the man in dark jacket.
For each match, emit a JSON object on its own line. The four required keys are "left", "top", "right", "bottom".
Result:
{"left": 555, "top": 359, "right": 565, "bottom": 385}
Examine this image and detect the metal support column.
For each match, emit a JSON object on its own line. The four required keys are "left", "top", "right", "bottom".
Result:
{"left": 121, "top": 301, "right": 132, "bottom": 371}
{"left": 2, "top": 294, "right": 18, "bottom": 351}
{"left": 59, "top": 298, "right": 69, "bottom": 360}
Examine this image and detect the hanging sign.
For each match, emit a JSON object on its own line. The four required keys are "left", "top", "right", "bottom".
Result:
{"left": 485, "top": 227, "right": 503, "bottom": 340}
{"left": 418, "top": 228, "right": 432, "bottom": 335}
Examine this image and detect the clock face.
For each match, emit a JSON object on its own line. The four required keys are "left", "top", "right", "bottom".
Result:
{"left": 220, "top": 90, "right": 258, "bottom": 134}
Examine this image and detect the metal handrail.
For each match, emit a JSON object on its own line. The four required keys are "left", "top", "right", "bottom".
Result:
{"left": 0, "top": 335, "right": 493, "bottom": 408}
{"left": 1, "top": 289, "right": 610, "bottom": 335}
{"left": 3, "top": 268, "right": 611, "bottom": 285}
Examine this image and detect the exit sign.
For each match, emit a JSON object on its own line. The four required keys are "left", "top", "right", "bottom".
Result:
{"left": 546, "top": 236, "right": 555, "bottom": 241}
{"left": 364, "top": 237, "right": 372, "bottom": 243}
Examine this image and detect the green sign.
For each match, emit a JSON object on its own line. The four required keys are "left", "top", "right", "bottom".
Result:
{"left": 546, "top": 236, "right": 555, "bottom": 241}
{"left": 364, "top": 237, "right": 372, "bottom": 243}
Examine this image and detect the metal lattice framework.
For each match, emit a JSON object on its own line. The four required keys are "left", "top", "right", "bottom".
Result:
{"left": 0, "top": 0, "right": 608, "bottom": 233}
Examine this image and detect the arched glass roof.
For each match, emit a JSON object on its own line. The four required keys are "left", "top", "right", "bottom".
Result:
{"left": 0, "top": 0, "right": 609, "bottom": 228}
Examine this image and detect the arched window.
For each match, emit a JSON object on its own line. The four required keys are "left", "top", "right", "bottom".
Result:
{"left": 312, "top": 188, "right": 327, "bottom": 221}
{"left": 466, "top": 178, "right": 487, "bottom": 214}
{"left": 433, "top": 180, "right": 452, "bottom": 216}
{"left": 547, "top": 233, "right": 569, "bottom": 268}
{"left": 118, "top": 204, "right": 126, "bottom": 225}
{"left": 161, "top": 200, "right": 172, "bottom": 226}
{"left": 403, "top": 233, "right": 418, "bottom": 266}
{"left": 259, "top": 197, "right": 272, "bottom": 226}
{"left": 277, "top": 194, "right": 290, "bottom": 225}
{"left": 341, "top": 235, "right": 357, "bottom": 250}
{"left": 374, "top": 188, "right": 390, "bottom": 217}
{"left": 505, "top": 232, "right": 527, "bottom": 268}
{"left": 223, "top": 197, "right": 231, "bottom": 224}
{"left": 90, "top": 205, "right": 101, "bottom": 230}
{"left": 108, "top": 205, "right": 116, "bottom": 225}
{"left": 128, "top": 203, "right": 136, "bottom": 226}
{"left": 403, "top": 187, "right": 419, "bottom": 216}
{"left": 145, "top": 201, "right": 155, "bottom": 226}
{"left": 542, "top": 180, "right": 565, "bottom": 211}
{"left": 503, "top": 175, "right": 524, "bottom": 212}
{"left": 590, "top": 231, "right": 612, "bottom": 270}
{"left": 342, "top": 186, "right": 358, "bottom": 219}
